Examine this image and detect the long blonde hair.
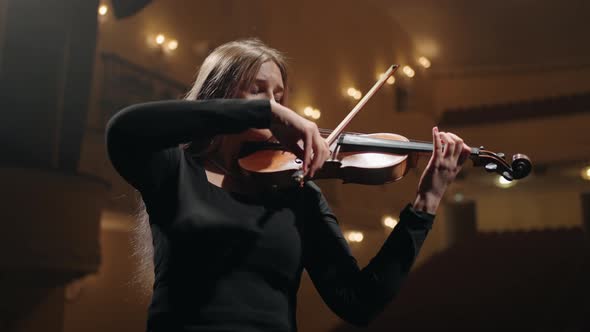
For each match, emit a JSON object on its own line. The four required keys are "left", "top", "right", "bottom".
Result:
{"left": 132, "top": 38, "right": 289, "bottom": 293}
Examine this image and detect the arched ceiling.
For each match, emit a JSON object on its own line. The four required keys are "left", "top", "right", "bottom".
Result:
{"left": 369, "top": 0, "right": 590, "bottom": 72}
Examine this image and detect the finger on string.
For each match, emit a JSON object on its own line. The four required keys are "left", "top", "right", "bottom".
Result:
{"left": 287, "top": 141, "right": 305, "bottom": 165}
{"left": 448, "top": 132, "right": 464, "bottom": 161}
{"left": 310, "top": 143, "right": 320, "bottom": 178}
{"left": 441, "top": 132, "right": 456, "bottom": 158}
{"left": 459, "top": 142, "right": 472, "bottom": 165}
{"left": 432, "top": 126, "right": 442, "bottom": 157}
{"left": 311, "top": 135, "right": 328, "bottom": 177}
{"left": 304, "top": 133, "right": 313, "bottom": 175}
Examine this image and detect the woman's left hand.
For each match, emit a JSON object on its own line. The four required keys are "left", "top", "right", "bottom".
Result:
{"left": 413, "top": 127, "right": 471, "bottom": 214}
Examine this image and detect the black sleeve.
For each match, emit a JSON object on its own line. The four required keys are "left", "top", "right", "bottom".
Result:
{"left": 105, "top": 99, "right": 272, "bottom": 194}
{"left": 302, "top": 182, "right": 434, "bottom": 327}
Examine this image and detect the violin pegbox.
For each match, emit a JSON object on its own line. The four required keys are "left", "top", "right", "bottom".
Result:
{"left": 471, "top": 146, "right": 532, "bottom": 181}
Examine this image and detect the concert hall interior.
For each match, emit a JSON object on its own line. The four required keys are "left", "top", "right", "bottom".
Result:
{"left": 0, "top": 0, "right": 589, "bottom": 331}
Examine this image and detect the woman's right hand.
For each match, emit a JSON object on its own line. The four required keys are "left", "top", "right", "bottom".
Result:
{"left": 269, "top": 100, "right": 330, "bottom": 178}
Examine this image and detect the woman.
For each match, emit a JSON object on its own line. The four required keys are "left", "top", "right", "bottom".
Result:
{"left": 106, "top": 39, "right": 470, "bottom": 331}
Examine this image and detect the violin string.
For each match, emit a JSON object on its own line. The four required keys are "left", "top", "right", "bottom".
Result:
{"left": 317, "top": 129, "right": 433, "bottom": 145}
{"left": 269, "top": 129, "right": 435, "bottom": 149}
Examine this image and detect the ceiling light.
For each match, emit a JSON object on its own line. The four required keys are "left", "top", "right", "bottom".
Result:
{"left": 418, "top": 56, "right": 431, "bottom": 68}
{"left": 156, "top": 34, "right": 166, "bottom": 45}
{"left": 167, "top": 39, "right": 178, "bottom": 51}
{"left": 495, "top": 175, "right": 516, "bottom": 188}
{"left": 98, "top": 5, "right": 108, "bottom": 16}
{"left": 382, "top": 216, "right": 398, "bottom": 229}
{"left": 402, "top": 66, "right": 415, "bottom": 78}
{"left": 345, "top": 231, "right": 364, "bottom": 243}
{"left": 311, "top": 109, "right": 321, "bottom": 120}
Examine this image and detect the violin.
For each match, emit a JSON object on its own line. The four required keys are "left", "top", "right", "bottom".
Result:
{"left": 237, "top": 65, "right": 532, "bottom": 188}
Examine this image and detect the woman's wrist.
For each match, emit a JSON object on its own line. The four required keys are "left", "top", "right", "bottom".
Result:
{"left": 413, "top": 191, "right": 443, "bottom": 214}
{"left": 269, "top": 101, "right": 288, "bottom": 128}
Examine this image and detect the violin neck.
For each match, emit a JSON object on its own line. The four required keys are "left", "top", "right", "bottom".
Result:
{"left": 338, "top": 134, "right": 480, "bottom": 155}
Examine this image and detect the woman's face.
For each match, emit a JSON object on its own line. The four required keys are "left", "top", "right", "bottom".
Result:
{"left": 234, "top": 61, "right": 285, "bottom": 142}
{"left": 240, "top": 60, "right": 285, "bottom": 104}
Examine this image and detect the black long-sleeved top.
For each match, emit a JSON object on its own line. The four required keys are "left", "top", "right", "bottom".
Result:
{"left": 105, "top": 99, "right": 434, "bottom": 332}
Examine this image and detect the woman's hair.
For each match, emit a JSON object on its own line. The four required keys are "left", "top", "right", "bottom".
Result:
{"left": 131, "top": 38, "right": 288, "bottom": 293}
{"left": 185, "top": 38, "right": 288, "bottom": 101}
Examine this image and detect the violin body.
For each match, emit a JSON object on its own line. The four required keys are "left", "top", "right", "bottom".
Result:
{"left": 238, "top": 133, "right": 420, "bottom": 187}
{"left": 237, "top": 131, "right": 532, "bottom": 188}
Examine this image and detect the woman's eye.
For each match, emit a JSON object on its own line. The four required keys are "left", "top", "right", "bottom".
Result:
{"left": 250, "top": 86, "right": 261, "bottom": 94}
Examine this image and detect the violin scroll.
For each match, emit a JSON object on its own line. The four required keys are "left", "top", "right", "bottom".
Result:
{"left": 472, "top": 147, "right": 532, "bottom": 181}
{"left": 511, "top": 154, "right": 533, "bottom": 180}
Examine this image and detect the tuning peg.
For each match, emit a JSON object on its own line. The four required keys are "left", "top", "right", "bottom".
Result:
{"left": 502, "top": 171, "right": 514, "bottom": 181}
{"left": 497, "top": 152, "right": 505, "bottom": 158}
{"left": 485, "top": 163, "right": 497, "bottom": 172}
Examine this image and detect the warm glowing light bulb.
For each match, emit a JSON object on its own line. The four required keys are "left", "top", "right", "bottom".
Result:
{"left": 582, "top": 166, "right": 590, "bottom": 180}
{"left": 418, "top": 56, "right": 431, "bottom": 68}
{"left": 347, "top": 87, "right": 357, "bottom": 97}
{"left": 311, "top": 109, "right": 321, "bottom": 120}
{"left": 382, "top": 216, "right": 397, "bottom": 229}
{"left": 378, "top": 73, "right": 395, "bottom": 85}
{"left": 303, "top": 106, "right": 314, "bottom": 117}
{"left": 167, "top": 39, "right": 178, "bottom": 51}
{"left": 346, "top": 231, "right": 364, "bottom": 243}
{"left": 156, "top": 34, "right": 166, "bottom": 45}
{"left": 496, "top": 175, "right": 516, "bottom": 188}
{"left": 353, "top": 91, "right": 362, "bottom": 100}
{"left": 98, "top": 5, "right": 108, "bottom": 16}
{"left": 403, "top": 65, "right": 415, "bottom": 78}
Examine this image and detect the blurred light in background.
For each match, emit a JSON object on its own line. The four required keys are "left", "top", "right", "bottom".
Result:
{"left": 581, "top": 166, "right": 590, "bottom": 181}
{"left": 402, "top": 65, "right": 415, "bottom": 78}
{"left": 167, "top": 39, "right": 179, "bottom": 51}
{"left": 98, "top": 5, "right": 109, "bottom": 16}
{"left": 382, "top": 216, "right": 398, "bottom": 229}
{"left": 345, "top": 231, "right": 364, "bottom": 243}
{"left": 347, "top": 87, "right": 362, "bottom": 100}
{"left": 303, "top": 106, "right": 321, "bottom": 120}
{"left": 495, "top": 175, "right": 516, "bottom": 188}
{"left": 418, "top": 56, "right": 431, "bottom": 68}
{"left": 378, "top": 72, "right": 396, "bottom": 85}
{"left": 156, "top": 34, "right": 166, "bottom": 45}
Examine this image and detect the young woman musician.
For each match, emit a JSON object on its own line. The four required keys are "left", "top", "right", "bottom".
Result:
{"left": 106, "top": 38, "right": 471, "bottom": 332}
